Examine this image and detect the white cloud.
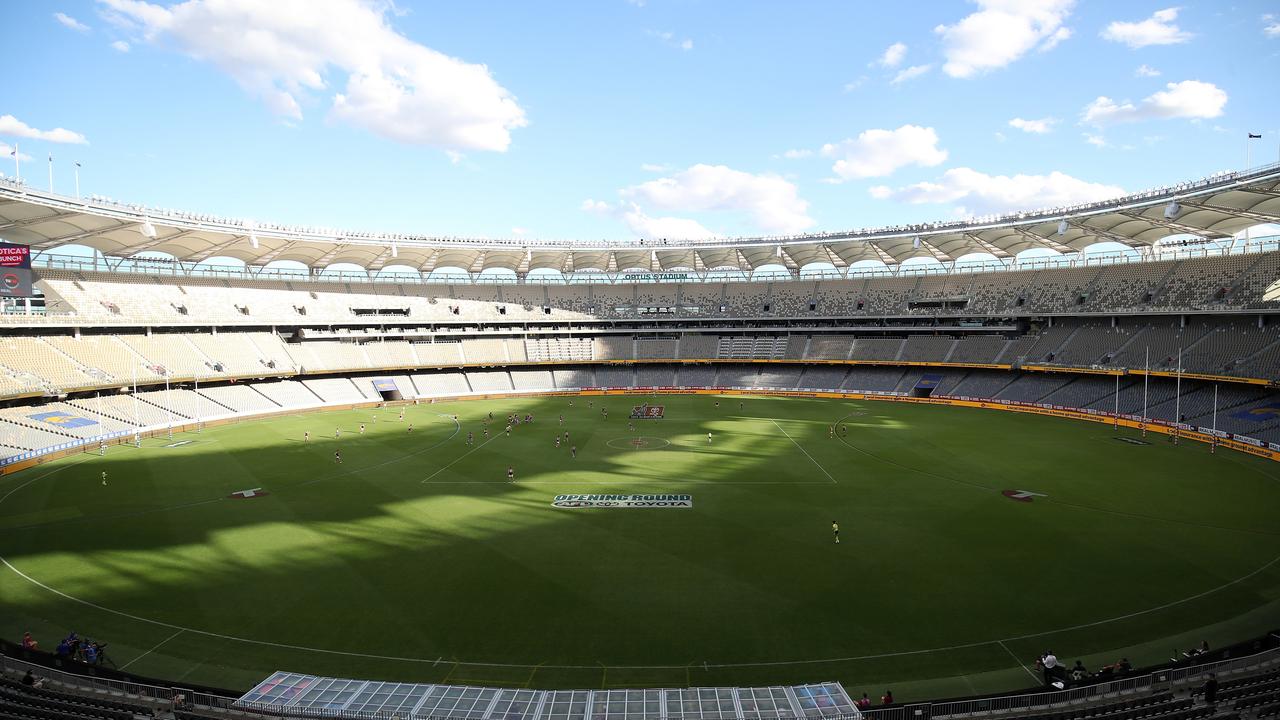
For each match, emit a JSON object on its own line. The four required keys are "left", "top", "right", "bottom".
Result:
{"left": 619, "top": 204, "right": 717, "bottom": 240}
{"left": 98, "top": 0, "right": 527, "bottom": 152}
{"left": 1084, "top": 133, "right": 1108, "bottom": 147}
{"left": 111, "top": 40, "right": 130, "bottom": 52}
{"left": 891, "top": 64, "right": 932, "bottom": 84}
{"left": 1264, "top": 14, "right": 1280, "bottom": 38}
{"left": 842, "top": 76, "right": 867, "bottom": 92}
{"left": 1102, "top": 7, "right": 1192, "bottom": 48}
{"left": 869, "top": 167, "right": 1125, "bottom": 215}
{"left": 1082, "top": 80, "right": 1227, "bottom": 125}
{"left": 780, "top": 149, "right": 813, "bottom": 159}
{"left": 1135, "top": 64, "right": 1161, "bottom": 77}
{"left": 0, "top": 143, "right": 33, "bottom": 163}
{"left": 935, "top": 0, "right": 1075, "bottom": 78}
{"left": 648, "top": 30, "right": 693, "bottom": 51}
{"left": 445, "top": 150, "right": 464, "bottom": 165}
{"left": 640, "top": 163, "right": 670, "bottom": 172}
{"left": 0, "top": 115, "right": 89, "bottom": 144}
{"left": 1008, "top": 117, "right": 1057, "bottom": 134}
{"left": 876, "top": 42, "right": 907, "bottom": 67}
{"left": 511, "top": 227, "right": 529, "bottom": 236}
{"left": 54, "top": 12, "right": 90, "bottom": 32}
{"left": 620, "top": 164, "right": 813, "bottom": 234}
{"left": 820, "top": 125, "right": 947, "bottom": 181}
{"left": 581, "top": 199, "right": 613, "bottom": 214}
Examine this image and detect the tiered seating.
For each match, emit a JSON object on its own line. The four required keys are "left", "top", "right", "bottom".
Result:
{"left": 250, "top": 380, "right": 322, "bottom": 408}
{"left": 466, "top": 370, "right": 514, "bottom": 392}
{"left": 0, "top": 678, "right": 144, "bottom": 720}
{"left": 67, "top": 392, "right": 171, "bottom": 427}
{"left": 676, "top": 366, "right": 717, "bottom": 386}
{"left": 302, "top": 378, "right": 366, "bottom": 403}
{"left": 797, "top": 366, "right": 849, "bottom": 390}
{"left": 0, "top": 409, "right": 86, "bottom": 449}
{"left": 198, "top": 384, "right": 281, "bottom": 413}
{"left": 414, "top": 341, "right": 465, "bottom": 365}
{"left": 412, "top": 371, "right": 471, "bottom": 395}
{"left": 185, "top": 332, "right": 279, "bottom": 376}
{"left": 360, "top": 341, "right": 419, "bottom": 369}
{"left": 677, "top": 336, "right": 718, "bottom": 360}
{"left": 844, "top": 367, "right": 905, "bottom": 392}
{"left": 118, "top": 334, "right": 213, "bottom": 378}
{"left": 0, "top": 337, "right": 99, "bottom": 389}
{"left": 635, "top": 338, "right": 678, "bottom": 359}
{"left": 805, "top": 335, "right": 855, "bottom": 360}
{"left": 509, "top": 369, "right": 556, "bottom": 391}
{"left": 552, "top": 368, "right": 593, "bottom": 389}
{"left": 947, "top": 336, "right": 1009, "bottom": 364}
{"left": 286, "top": 342, "right": 370, "bottom": 372}
{"left": 593, "top": 337, "right": 634, "bottom": 361}
{"left": 901, "top": 336, "right": 956, "bottom": 362}
{"left": 594, "top": 366, "right": 635, "bottom": 387}
{"left": 849, "top": 338, "right": 903, "bottom": 361}
{"left": 525, "top": 337, "right": 592, "bottom": 362}
{"left": 137, "top": 388, "right": 232, "bottom": 419}
{"left": 636, "top": 366, "right": 676, "bottom": 386}
{"left": 461, "top": 338, "right": 509, "bottom": 364}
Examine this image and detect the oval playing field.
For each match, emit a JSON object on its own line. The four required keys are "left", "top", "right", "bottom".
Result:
{"left": 1, "top": 394, "right": 1278, "bottom": 699}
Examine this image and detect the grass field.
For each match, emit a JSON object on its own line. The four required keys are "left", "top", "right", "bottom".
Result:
{"left": 2, "top": 393, "right": 1279, "bottom": 701}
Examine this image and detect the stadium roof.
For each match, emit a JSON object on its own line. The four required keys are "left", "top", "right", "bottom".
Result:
{"left": 2, "top": 163, "right": 1279, "bottom": 275}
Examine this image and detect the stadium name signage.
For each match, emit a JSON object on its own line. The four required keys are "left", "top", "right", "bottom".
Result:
{"left": 620, "top": 272, "right": 690, "bottom": 282}
{"left": 551, "top": 493, "right": 692, "bottom": 509}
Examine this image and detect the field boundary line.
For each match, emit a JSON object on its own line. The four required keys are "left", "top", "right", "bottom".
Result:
{"left": 771, "top": 419, "right": 836, "bottom": 484}
{"left": 120, "top": 629, "right": 184, "bottom": 671}
{"left": 998, "top": 640, "right": 1040, "bottom": 682}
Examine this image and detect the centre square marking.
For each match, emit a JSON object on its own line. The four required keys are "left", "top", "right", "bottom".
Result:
{"left": 605, "top": 436, "right": 671, "bottom": 450}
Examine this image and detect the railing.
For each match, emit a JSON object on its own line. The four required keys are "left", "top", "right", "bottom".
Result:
{"left": 861, "top": 642, "right": 1280, "bottom": 720}
{"left": 14, "top": 238, "right": 1280, "bottom": 286}
{"left": 4, "top": 641, "right": 1278, "bottom": 720}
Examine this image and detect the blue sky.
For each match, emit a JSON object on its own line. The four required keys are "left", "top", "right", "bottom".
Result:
{"left": 3, "top": 0, "right": 1279, "bottom": 245}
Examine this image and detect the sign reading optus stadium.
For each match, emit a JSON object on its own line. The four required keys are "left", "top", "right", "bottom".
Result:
{"left": 551, "top": 493, "right": 693, "bottom": 509}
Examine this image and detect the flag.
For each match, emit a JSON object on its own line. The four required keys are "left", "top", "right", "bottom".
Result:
{"left": 75, "top": 162, "right": 81, "bottom": 167}
{"left": 1248, "top": 133, "right": 1263, "bottom": 139}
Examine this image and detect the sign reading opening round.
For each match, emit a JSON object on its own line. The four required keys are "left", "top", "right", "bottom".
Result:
{"left": 552, "top": 493, "right": 693, "bottom": 509}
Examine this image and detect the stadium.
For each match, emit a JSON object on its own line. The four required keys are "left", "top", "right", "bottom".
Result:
{"left": 2, "top": 3, "right": 1280, "bottom": 720}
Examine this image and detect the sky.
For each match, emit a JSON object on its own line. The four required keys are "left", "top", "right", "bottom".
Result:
{"left": 3, "top": 0, "right": 1280, "bottom": 248}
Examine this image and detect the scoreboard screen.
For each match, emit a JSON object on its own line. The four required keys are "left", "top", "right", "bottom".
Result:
{"left": 0, "top": 242, "right": 33, "bottom": 298}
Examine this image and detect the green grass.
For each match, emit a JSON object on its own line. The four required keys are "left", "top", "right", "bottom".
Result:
{"left": 1, "top": 394, "right": 1279, "bottom": 701}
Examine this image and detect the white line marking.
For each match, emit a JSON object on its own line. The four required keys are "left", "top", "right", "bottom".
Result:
{"left": 771, "top": 419, "right": 836, "bottom": 484}
{"left": 422, "top": 433, "right": 501, "bottom": 483}
{"left": 998, "top": 640, "right": 1040, "bottom": 682}
{"left": 120, "top": 629, "right": 184, "bottom": 670}
{"left": 2, "top": 406, "right": 1279, "bottom": 673}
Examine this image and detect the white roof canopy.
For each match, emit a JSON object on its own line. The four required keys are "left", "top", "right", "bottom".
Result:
{"left": 1, "top": 164, "right": 1278, "bottom": 274}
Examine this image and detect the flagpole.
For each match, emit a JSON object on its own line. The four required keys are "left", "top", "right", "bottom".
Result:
{"left": 1212, "top": 383, "right": 1218, "bottom": 454}
{"left": 1113, "top": 372, "right": 1119, "bottom": 429}
{"left": 12, "top": 142, "right": 18, "bottom": 181}
{"left": 1142, "top": 346, "right": 1149, "bottom": 436}
{"left": 47, "top": 154, "right": 53, "bottom": 192}
{"left": 1174, "top": 346, "right": 1182, "bottom": 445}
{"left": 74, "top": 162, "right": 80, "bottom": 199}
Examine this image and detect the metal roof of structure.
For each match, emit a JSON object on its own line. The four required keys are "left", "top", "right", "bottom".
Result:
{"left": 2, "top": 164, "right": 1279, "bottom": 274}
